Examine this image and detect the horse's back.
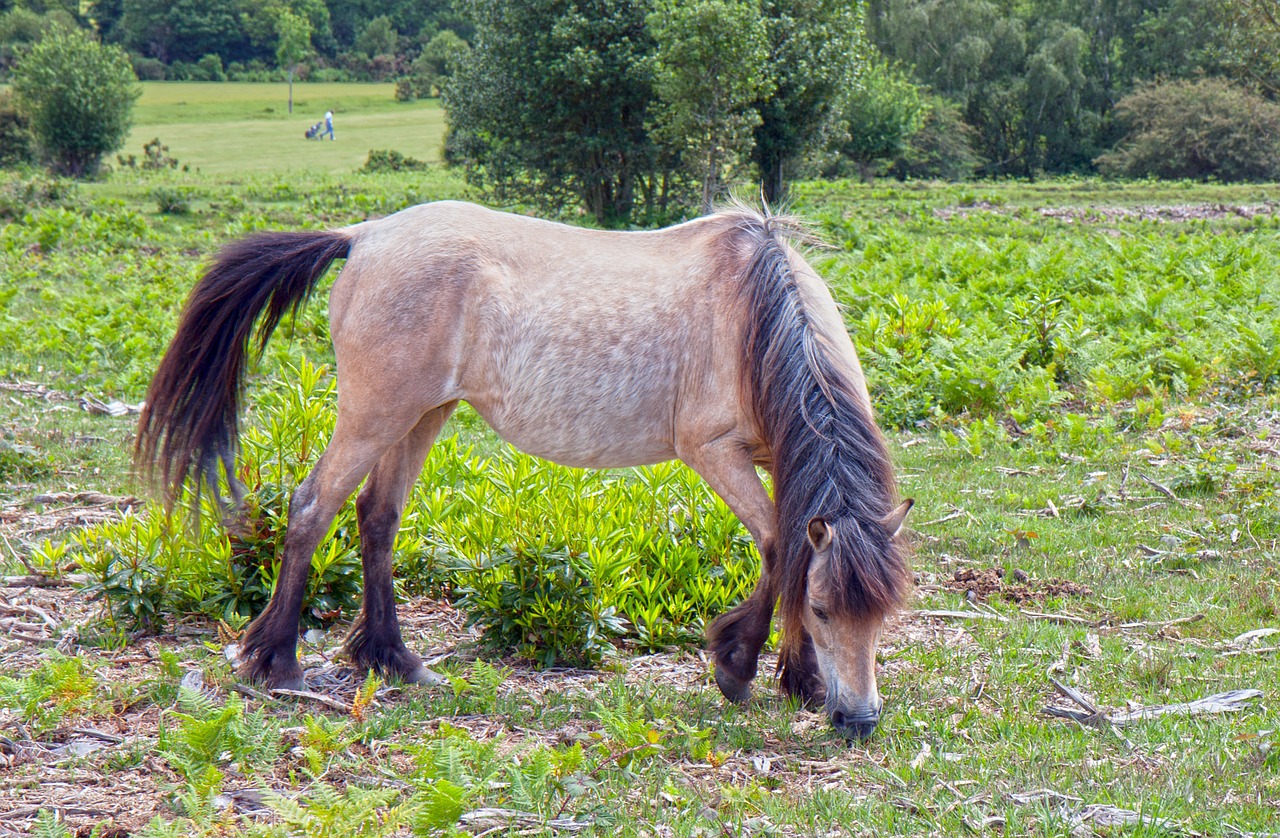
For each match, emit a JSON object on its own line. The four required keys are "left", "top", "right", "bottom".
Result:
{"left": 328, "top": 202, "right": 750, "bottom": 469}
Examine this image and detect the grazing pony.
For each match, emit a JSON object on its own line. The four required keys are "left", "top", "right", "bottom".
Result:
{"left": 136, "top": 201, "right": 911, "bottom": 739}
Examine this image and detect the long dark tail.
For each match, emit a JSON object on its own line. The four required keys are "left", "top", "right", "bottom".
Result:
{"left": 135, "top": 230, "right": 351, "bottom": 503}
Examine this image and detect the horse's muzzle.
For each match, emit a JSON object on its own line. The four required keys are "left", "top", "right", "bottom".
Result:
{"left": 831, "top": 708, "right": 879, "bottom": 741}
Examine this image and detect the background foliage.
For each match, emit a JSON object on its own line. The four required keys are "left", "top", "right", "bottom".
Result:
{"left": 10, "top": 26, "right": 140, "bottom": 177}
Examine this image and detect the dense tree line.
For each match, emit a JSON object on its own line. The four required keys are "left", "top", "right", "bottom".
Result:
{"left": 4, "top": 0, "right": 1280, "bottom": 216}
{"left": 0, "top": 0, "right": 469, "bottom": 81}
{"left": 868, "top": 0, "right": 1280, "bottom": 178}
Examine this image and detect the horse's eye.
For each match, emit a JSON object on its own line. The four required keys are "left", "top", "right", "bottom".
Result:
{"left": 812, "top": 606, "right": 830, "bottom": 622}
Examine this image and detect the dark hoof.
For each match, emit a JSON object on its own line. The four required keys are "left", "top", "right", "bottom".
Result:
{"left": 264, "top": 673, "right": 306, "bottom": 693}
{"left": 234, "top": 642, "right": 304, "bottom": 692}
{"left": 236, "top": 659, "right": 305, "bottom": 692}
{"left": 714, "top": 667, "right": 751, "bottom": 704}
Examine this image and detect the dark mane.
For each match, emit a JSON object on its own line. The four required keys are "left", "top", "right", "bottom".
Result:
{"left": 729, "top": 209, "right": 909, "bottom": 651}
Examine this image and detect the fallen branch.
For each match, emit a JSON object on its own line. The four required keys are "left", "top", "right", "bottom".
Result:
{"left": 1222, "top": 645, "right": 1280, "bottom": 658}
{"left": 1046, "top": 689, "right": 1262, "bottom": 727}
{"left": 0, "top": 574, "right": 76, "bottom": 589}
{"left": 1021, "top": 610, "right": 1092, "bottom": 625}
{"left": 1116, "top": 613, "right": 1204, "bottom": 631}
{"left": 919, "top": 508, "right": 970, "bottom": 527}
{"left": 1107, "top": 690, "right": 1262, "bottom": 724}
{"left": 458, "top": 807, "right": 592, "bottom": 834}
{"left": 1136, "top": 472, "right": 1182, "bottom": 504}
{"left": 912, "top": 609, "right": 1010, "bottom": 623}
{"left": 270, "top": 687, "right": 353, "bottom": 713}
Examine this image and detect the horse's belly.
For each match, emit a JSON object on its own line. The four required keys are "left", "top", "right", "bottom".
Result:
{"left": 464, "top": 347, "right": 682, "bottom": 469}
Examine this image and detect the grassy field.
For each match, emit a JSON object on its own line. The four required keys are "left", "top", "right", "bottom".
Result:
{"left": 121, "top": 82, "right": 447, "bottom": 175}
{"left": 2, "top": 124, "right": 1280, "bottom": 836}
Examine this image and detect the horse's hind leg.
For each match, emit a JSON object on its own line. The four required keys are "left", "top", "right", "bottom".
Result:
{"left": 681, "top": 440, "right": 778, "bottom": 704}
{"left": 345, "top": 402, "right": 457, "bottom": 684}
{"left": 237, "top": 410, "right": 422, "bottom": 690}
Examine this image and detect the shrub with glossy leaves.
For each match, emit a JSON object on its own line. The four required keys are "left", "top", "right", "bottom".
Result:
{"left": 10, "top": 27, "right": 140, "bottom": 178}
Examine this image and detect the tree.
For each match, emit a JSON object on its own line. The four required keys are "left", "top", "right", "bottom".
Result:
{"left": 0, "top": 6, "right": 76, "bottom": 73}
{"left": 117, "top": 0, "right": 244, "bottom": 65}
{"left": 1095, "top": 78, "right": 1280, "bottom": 182}
{"left": 354, "top": 14, "right": 397, "bottom": 58}
{"left": 886, "top": 94, "right": 983, "bottom": 181}
{"left": 751, "top": 0, "right": 868, "bottom": 203}
{"left": 648, "top": 0, "right": 772, "bottom": 212}
{"left": 275, "top": 8, "right": 312, "bottom": 114}
{"left": 10, "top": 27, "right": 139, "bottom": 177}
{"left": 1215, "top": 0, "right": 1280, "bottom": 97}
{"left": 405, "top": 29, "right": 468, "bottom": 98}
{"left": 832, "top": 59, "right": 923, "bottom": 182}
{"left": 446, "top": 0, "right": 657, "bottom": 226}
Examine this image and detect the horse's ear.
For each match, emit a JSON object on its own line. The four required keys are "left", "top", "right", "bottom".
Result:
{"left": 807, "top": 516, "right": 834, "bottom": 552}
{"left": 884, "top": 499, "right": 914, "bottom": 536}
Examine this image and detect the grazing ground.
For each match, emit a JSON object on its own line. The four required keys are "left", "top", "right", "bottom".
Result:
{"left": 122, "top": 82, "right": 446, "bottom": 174}
{"left": 1, "top": 164, "right": 1280, "bottom": 837}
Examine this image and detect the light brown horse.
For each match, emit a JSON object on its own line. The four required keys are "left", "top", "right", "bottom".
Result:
{"left": 136, "top": 201, "right": 911, "bottom": 739}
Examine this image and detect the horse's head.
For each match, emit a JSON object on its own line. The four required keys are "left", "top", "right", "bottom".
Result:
{"left": 792, "top": 499, "right": 912, "bottom": 741}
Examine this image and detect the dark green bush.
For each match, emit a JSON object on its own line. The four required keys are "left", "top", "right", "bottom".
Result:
{"left": 0, "top": 90, "right": 34, "bottom": 168}
{"left": 10, "top": 28, "right": 140, "bottom": 178}
{"left": 1096, "top": 78, "right": 1280, "bottom": 182}
{"left": 394, "top": 77, "right": 417, "bottom": 102}
{"left": 151, "top": 186, "right": 191, "bottom": 214}
{"left": 131, "top": 55, "right": 165, "bottom": 80}
{"left": 452, "top": 544, "right": 629, "bottom": 668}
{"left": 887, "top": 95, "right": 984, "bottom": 181}
{"left": 360, "top": 149, "right": 430, "bottom": 173}
{"left": 194, "top": 53, "right": 226, "bottom": 82}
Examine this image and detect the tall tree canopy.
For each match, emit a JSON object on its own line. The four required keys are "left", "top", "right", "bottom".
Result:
{"left": 648, "top": 0, "right": 772, "bottom": 212}
{"left": 446, "top": 0, "right": 658, "bottom": 226}
{"left": 752, "top": 0, "right": 866, "bottom": 202}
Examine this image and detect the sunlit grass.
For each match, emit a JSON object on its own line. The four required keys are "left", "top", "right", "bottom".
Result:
{"left": 121, "top": 82, "right": 447, "bottom": 174}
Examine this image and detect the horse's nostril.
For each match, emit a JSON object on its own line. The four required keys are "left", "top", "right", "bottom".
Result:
{"left": 832, "top": 710, "right": 879, "bottom": 741}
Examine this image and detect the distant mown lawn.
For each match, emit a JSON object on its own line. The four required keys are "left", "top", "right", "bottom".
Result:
{"left": 121, "top": 82, "right": 446, "bottom": 175}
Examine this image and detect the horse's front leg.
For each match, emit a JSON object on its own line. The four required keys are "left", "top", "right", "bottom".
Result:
{"left": 681, "top": 439, "right": 778, "bottom": 704}
{"left": 344, "top": 404, "right": 455, "bottom": 685}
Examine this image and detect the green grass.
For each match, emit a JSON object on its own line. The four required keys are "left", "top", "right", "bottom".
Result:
{"left": 121, "top": 82, "right": 447, "bottom": 174}
{"left": 3, "top": 103, "right": 1280, "bottom": 834}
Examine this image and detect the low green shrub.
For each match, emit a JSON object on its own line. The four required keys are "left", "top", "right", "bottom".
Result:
{"left": 61, "top": 361, "right": 364, "bottom": 634}
{"left": 151, "top": 186, "right": 190, "bottom": 214}
{"left": 360, "top": 148, "right": 430, "bottom": 173}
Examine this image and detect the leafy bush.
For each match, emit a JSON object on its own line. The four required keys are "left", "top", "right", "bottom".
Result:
{"left": 61, "top": 361, "right": 364, "bottom": 633}
{"left": 453, "top": 544, "right": 629, "bottom": 668}
{"left": 418, "top": 447, "right": 757, "bottom": 664}
{"left": 394, "top": 77, "right": 417, "bottom": 102}
{"left": 1095, "top": 78, "right": 1280, "bottom": 182}
{"left": 0, "top": 90, "right": 34, "bottom": 168}
{"left": 10, "top": 28, "right": 140, "bottom": 178}
{"left": 887, "top": 94, "right": 984, "bottom": 181}
{"left": 131, "top": 55, "right": 165, "bottom": 80}
{"left": 194, "top": 53, "right": 226, "bottom": 82}
{"left": 826, "top": 59, "right": 925, "bottom": 182}
{"left": 151, "top": 186, "right": 191, "bottom": 214}
{"left": 360, "top": 149, "right": 430, "bottom": 173}
{"left": 0, "top": 171, "right": 75, "bottom": 219}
